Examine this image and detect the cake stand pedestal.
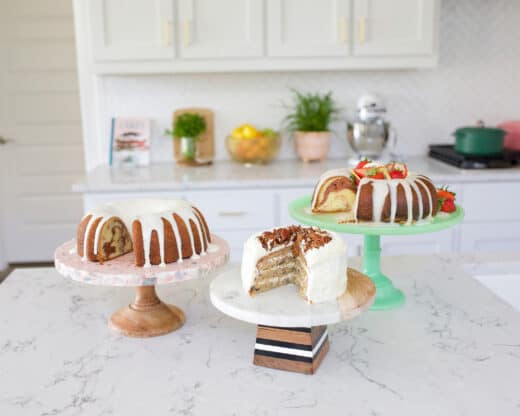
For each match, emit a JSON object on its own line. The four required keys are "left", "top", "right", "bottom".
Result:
{"left": 288, "top": 196, "right": 464, "bottom": 310}
{"left": 109, "top": 285, "right": 186, "bottom": 337}
{"left": 55, "top": 235, "right": 229, "bottom": 338}
{"left": 210, "top": 267, "right": 375, "bottom": 375}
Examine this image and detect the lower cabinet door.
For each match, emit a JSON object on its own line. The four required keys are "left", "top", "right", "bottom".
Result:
{"left": 215, "top": 229, "right": 260, "bottom": 262}
{"left": 380, "top": 229, "right": 455, "bottom": 255}
{"left": 460, "top": 222, "right": 520, "bottom": 252}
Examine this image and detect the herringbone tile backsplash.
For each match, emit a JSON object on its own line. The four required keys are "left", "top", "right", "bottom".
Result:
{"left": 102, "top": 0, "right": 520, "bottom": 162}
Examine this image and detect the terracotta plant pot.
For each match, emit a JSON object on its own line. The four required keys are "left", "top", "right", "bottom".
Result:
{"left": 294, "top": 131, "right": 331, "bottom": 162}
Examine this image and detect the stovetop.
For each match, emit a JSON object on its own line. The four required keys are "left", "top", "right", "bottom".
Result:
{"left": 428, "top": 144, "right": 520, "bottom": 169}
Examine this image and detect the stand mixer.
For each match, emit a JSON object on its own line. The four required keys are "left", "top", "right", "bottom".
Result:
{"left": 347, "top": 94, "right": 397, "bottom": 160}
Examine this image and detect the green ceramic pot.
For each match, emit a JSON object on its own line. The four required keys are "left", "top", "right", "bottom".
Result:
{"left": 454, "top": 127, "right": 505, "bottom": 155}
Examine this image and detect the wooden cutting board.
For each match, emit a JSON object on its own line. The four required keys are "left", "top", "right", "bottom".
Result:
{"left": 173, "top": 108, "right": 214, "bottom": 165}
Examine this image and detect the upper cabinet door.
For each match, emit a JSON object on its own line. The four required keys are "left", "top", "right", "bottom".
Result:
{"left": 178, "top": 0, "right": 263, "bottom": 59}
{"left": 89, "top": 0, "right": 175, "bottom": 61}
{"left": 353, "top": 0, "right": 437, "bottom": 56}
{"left": 267, "top": 0, "right": 351, "bottom": 57}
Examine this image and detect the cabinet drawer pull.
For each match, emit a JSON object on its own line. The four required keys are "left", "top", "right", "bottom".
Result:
{"left": 358, "top": 16, "right": 366, "bottom": 44}
{"left": 162, "top": 19, "right": 172, "bottom": 46}
{"left": 338, "top": 16, "right": 348, "bottom": 43}
{"left": 183, "top": 20, "right": 192, "bottom": 47}
{"left": 218, "top": 211, "right": 246, "bottom": 217}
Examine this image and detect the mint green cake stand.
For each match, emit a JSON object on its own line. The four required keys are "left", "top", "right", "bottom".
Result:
{"left": 289, "top": 196, "right": 464, "bottom": 310}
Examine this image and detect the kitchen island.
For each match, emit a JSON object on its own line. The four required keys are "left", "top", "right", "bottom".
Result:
{"left": 1, "top": 253, "right": 519, "bottom": 415}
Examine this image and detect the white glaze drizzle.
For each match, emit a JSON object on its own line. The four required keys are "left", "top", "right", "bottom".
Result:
{"left": 388, "top": 180, "right": 399, "bottom": 223}
{"left": 371, "top": 180, "right": 390, "bottom": 222}
{"left": 353, "top": 173, "right": 436, "bottom": 224}
{"left": 415, "top": 176, "right": 434, "bottom": 219}
{"left": 80, "top": 199, "right": 209, "bottom": 267}
{"left": 408, "top": 179, "right": 423, "bottom": 219}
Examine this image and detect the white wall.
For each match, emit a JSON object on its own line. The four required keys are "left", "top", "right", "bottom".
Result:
{"left": 98, "top": 0, "right": 520, "bottom": 164}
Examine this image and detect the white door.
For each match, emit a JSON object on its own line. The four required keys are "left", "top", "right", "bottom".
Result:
{"left": 0, "top": 0, "right": 85, "bottom": 263}
{"left": 88, "top": 0, "right": 175, "bottom": 61}
{"left": 353, "top": 0, "right": 437, "bottom": 56}
{"left": 178, "top": 0, "right": 263, "bottom": 59}
{"left": 267, "top": 0, "right": 351, "bottom": 57}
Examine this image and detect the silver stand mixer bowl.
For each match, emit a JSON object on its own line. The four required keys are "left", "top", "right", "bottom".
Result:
{"left": 347, "top": 119, "right": 396, "bottom": 159}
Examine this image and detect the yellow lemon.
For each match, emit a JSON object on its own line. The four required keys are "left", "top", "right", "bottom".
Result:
{"left": 241, "top": 124, "right": 258, "bottom": 139}
{"left": 231, "top": 127, "right": 243, "bottom": 139}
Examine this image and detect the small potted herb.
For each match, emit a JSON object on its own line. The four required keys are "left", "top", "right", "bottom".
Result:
{"left": 166, "top": 113, "right": 206, "bottom": 163}
{"left": 284, "top": 90, "right": 339, "bottom": 162}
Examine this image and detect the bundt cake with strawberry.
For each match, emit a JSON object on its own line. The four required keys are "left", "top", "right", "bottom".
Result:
{"left": 311, "top": 161, "right": 440, "bottom": 224}
{"left": 241, "top": 225, "right": 347, "bottom": 303}
{"left": 77, "top": 199, "right": 211, "bottom": 267}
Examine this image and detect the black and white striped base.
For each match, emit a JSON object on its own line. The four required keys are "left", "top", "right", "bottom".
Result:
{"left": 253, "top": 325, "right": 329, "bottom": 374}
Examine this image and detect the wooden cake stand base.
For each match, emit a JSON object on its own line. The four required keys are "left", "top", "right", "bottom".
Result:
{"left": 210, "top": 267, "right": 375, "bottom": 375}
{"left": 109, "top": 286, "right": 186, "bottom": 338}
{"left": 254, "top": 325, "right": 329, "bottom": 375}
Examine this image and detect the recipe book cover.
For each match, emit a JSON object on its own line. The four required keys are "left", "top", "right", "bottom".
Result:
{"left": 109, "top": 117, "right": 151, "bottom": 167}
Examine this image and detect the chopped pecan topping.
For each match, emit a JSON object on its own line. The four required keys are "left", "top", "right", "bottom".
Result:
{"left": 258, "top": 225, "right": 332, "bottom": 252}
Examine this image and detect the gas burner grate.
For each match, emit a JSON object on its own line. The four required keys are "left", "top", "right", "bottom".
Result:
{"left": 428, "top": 144, "right": 520, "bottom": 169}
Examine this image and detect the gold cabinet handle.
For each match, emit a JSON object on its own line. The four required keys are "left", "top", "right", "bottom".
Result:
{"left": 358, "top": 16, "right": 366, "bottom": 44}
{"left": 183, "top": 20, "right": 192, "bottom": 47}
{"left": 218, "top": 211, "right": 246, "bottom": 217}
{"left": 338, "top": 16, "right": 348, "bottom": 44}
{"left": 162, "top": 19, "right": 172, "bottom": 46}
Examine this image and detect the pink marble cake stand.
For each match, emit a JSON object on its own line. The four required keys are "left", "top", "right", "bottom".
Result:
{"left": 54, "top": 235, "right": 229, "bottom": 338}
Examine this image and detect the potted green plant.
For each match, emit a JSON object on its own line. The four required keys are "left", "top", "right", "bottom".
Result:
{"left": 284, "top": 90, "right": 339, "bottom": 162}
{"left": 166, "top": 113, "right": 206, "bottom": 163}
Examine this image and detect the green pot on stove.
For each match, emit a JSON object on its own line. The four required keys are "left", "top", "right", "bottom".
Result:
{"left": 453, "top": 126, "right": 505, "bottom": 156}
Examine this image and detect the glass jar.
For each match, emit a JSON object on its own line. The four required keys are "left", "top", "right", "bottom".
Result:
{"left": 179, "top": 136, "right": 197, "bottom": 162}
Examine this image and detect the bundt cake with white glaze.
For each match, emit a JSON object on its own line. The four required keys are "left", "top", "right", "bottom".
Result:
{"left": 77, "top": 199, "right": 211, "bottom": 267}
{"left": 311, "top": 161, "right": 439, "bottom": 224}
{"left": 241, "top": 225, "right": 347, "bottom": 303}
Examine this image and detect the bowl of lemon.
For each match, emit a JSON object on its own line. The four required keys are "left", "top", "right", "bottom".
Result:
{"left": 226, "top": 124, "right": 281, "bottom": 164}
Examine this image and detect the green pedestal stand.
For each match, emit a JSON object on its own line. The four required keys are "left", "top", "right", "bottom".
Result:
{"left": 288, "top": 196, "right": 464, "bottom": 310}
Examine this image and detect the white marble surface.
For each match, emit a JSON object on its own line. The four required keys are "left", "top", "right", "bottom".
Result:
{"left": 74, "top": 156, "right": 520, "bottom": 193}
{"left": 210, "top": 266, "right": 374, "bottom": 327}
{"left": 1, "top": 253, "right": 520, "bottom": 415}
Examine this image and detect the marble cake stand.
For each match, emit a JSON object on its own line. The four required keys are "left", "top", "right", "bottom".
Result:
{"left": 55, "top": 235, "right": 229, "bottom": 338}
{"left": 288, "top": 195, "right": 464, "bottom": 310}
{"left": 210, "top": 266, "right": 375, "bottom": 374}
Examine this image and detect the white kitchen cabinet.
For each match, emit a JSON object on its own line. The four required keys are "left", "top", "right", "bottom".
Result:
{"left": 88, "top": 0, "right": 175, "bottom": 61}
{"left": 460, "top": 222, "right": 520, "bottom": 252}
{"left": 381, "top": 229, "right": 455, "bottom": 255}
{"left": 177, "top": 0, "right": 263, "bottom": 59}
{"left": 267, "top": 0, "right": 351, "bottom": 57}
{"left": 353, "top": 0, "right": 437, "bottom": 56}
{"left": 184, "top": 189, "right": 276, "bottom": 230}
{"left": 75, "top": 0, "right": 439, "bottom": 73}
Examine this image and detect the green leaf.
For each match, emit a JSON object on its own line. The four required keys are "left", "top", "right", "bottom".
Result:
{"left": 168, "top": 113, "right": 206, "bottom": 139}
{"left": 282, "top": 89, "right": 340, "bottom": 133}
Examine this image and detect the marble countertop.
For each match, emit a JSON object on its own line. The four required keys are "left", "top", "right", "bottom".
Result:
{"left": 1, "top": 253, "right": 520, "bottom": 415}
{"left": 74, "top": 156, "right": 520, "bottom": 193}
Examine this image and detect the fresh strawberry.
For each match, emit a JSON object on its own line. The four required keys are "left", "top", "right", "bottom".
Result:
{"left": 441, "top": 198, "right": 456, "bottom": 213}
{"left": 355, "top": 158, "right": 372, "bottom": 170}
{"left": 354, "top": 166, "right": 385, "bottom": 180}
{"left": 437, "top": 187, "right": 456, "bottom": 213}
{"left": 389, "top": 169, "right": 406, "bottom": 179}
{"left": 386, "top": 162, "right": 408, "bottom": 179}
{"left": 437, "top": 188, "right": 455, "bottom": 201}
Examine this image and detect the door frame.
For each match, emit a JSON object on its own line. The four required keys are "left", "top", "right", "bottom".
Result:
{"left": 0, "top": 4, "right": 7, "bottom": 270}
